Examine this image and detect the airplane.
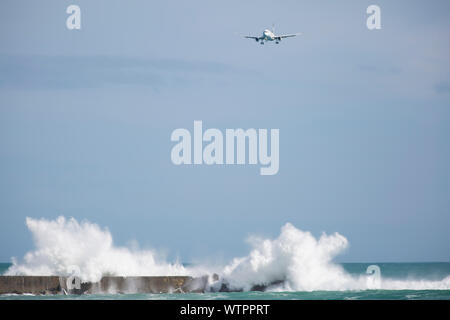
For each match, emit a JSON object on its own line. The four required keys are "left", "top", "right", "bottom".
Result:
{"left": 244, "top": 27, "right": 301, "bottom": 45}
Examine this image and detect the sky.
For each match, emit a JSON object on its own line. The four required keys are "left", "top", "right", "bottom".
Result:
{"left": 0, "top": 0, "right": 449, "bottom": 263}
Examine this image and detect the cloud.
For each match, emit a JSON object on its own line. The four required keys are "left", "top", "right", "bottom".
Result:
{"left": 0, "top": 55, "right": 241, "bottom": 90}
{"left": 357, "top": 64, "right": 402, "bottom": 75}
{"left": 434, "top": 81, "right": 450, "bottom": 94}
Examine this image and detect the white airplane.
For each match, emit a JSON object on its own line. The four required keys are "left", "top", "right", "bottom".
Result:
{"left": 245, "top": 27, "right": 301, "bottom": 44}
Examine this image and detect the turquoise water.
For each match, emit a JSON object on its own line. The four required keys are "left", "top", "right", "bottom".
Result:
{"left": 1, "top": 262, "right": 450, "bottom": 300}
{"left": 0, "top": 263, "right": 11, "bottom": 275}
{"left": 342, "top": 262, "right": 450, "bottom": 280}
{"left": 1, "top": 290, "right": 449, "bottom": 300}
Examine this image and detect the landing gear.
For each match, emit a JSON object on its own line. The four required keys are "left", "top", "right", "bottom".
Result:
{"left": 275, "top": 41, "right": 279, "bottom": 44}
{"left": 260, "top": 41, "right": 264, "bottom": 45}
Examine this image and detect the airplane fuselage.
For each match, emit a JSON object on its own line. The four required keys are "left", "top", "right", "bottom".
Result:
{"left": 262, "top": 29, "right": 275, "bottom": 41}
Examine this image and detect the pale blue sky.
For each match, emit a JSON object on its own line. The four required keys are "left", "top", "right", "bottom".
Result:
{"left": 0, "top": 0, "right": 449, "bottom": 263}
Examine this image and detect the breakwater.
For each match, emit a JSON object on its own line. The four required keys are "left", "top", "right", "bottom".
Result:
{"left": 0, "top": 275, "right": 208, "bottom": 295}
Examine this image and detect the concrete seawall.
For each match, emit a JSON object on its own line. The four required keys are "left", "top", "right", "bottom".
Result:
{"left": 0, "top": 276, "right": 208, "bottom": 295}
{"left": 0, "top": 276, "right": 61, "bottom": 295}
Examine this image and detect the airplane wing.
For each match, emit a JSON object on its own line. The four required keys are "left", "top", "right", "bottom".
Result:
{"left": 244, "top": 36, "right": 261, "bottom": 41}
{"left": 275, "top": 33, "right": 302, "bottom": 39}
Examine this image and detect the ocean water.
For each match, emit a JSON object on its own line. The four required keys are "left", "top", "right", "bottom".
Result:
{"left": 0, "top": 263, "right": 11, "bottom": 275}
{"left": 2, "top": 262, "right": 450, "bottom": 300}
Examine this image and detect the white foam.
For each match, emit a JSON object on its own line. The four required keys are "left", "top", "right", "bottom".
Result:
{"left": 6, "top": 216, "right": 187, "bottom": 282}
{"left": 220, "top": 223, "right": 355, "bottom": 291}
{"left": 6, "top": 217, "right": 450, "bottom": 291}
